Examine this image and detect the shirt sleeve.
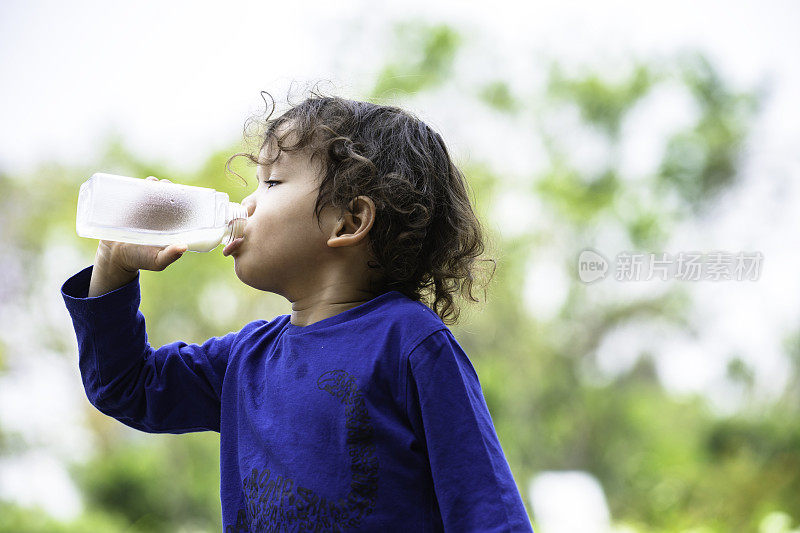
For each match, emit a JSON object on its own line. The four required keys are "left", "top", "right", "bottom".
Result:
{"left": 61, "top": 265, "right": 237, "bottom": 434}
{"left": 406, "top": 328, "right": 534, "bottom": 532}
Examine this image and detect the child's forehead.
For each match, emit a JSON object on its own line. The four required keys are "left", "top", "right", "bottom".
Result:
{"left": 258, "top": 136, "right": 282, "bottom": 161}
{"left": 258, "top": 125, "right": 301, "bottom": 165}
{"left": 258, "top": 142, "right": 281, "bottom": 164}
{"left": 257, "top": 127, "right": 323, "bottom": 181}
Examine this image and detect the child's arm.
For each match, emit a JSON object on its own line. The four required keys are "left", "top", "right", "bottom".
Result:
{"left": 63, "top": 190, "right": 233, "bottom": 433}
{"left": 63, "top": 262, "right": 236, "bottom": 434}
{"left": 406, "top": 329, "right": 535, "bottom": 532}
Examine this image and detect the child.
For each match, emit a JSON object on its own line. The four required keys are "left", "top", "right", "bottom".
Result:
{"left": 61, "top": 92, "right": 534, "bottom": 532}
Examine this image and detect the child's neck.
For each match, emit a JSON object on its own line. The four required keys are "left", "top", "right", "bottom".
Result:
{"left": 288, "top": 285, "right": 379, "bottom": 327}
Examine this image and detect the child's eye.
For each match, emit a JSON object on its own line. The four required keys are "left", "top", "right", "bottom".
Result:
{"left": 263, "top": 180, "right": 279, "bottom": 189}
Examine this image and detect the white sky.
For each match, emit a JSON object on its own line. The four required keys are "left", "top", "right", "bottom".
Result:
{"left": 1, "top": 0, "right": 799, "bottom": 525}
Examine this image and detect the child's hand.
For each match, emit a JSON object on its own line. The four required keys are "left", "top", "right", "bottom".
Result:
{"left": 95, "top": 176, "right": 189, "bottom": 274}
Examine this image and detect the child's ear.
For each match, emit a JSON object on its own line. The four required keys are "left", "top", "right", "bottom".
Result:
{"left": 327, "top": 196, "right": 376, "bottom": 248}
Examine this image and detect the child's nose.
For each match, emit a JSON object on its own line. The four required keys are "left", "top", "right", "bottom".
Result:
{"left": 242, "top": 194, "right": 256, "bottom": 217}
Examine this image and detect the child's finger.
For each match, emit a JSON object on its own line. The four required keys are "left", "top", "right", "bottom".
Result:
{"left": 154, "top": 244, "right": 188, "bottom": 270}
{"left": 169, "top": 244, "right": 188, "bottom": 257}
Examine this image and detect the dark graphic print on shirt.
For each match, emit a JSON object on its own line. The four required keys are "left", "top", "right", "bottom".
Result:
{"left": 226, "top": 369, "right": 380, "bottom": 532}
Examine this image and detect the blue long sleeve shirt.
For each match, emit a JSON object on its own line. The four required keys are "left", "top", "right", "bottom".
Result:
{"left": 61, "top": 265, "right": 533, "bottom": 532}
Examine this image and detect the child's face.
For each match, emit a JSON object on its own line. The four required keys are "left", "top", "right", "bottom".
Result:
{"left": 228, "top": 130, "right": 339, "bottom": 297}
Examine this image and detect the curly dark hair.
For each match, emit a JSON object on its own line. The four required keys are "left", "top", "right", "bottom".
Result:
{"left": 225, "top": 88, "right": 496, "bottom": 325}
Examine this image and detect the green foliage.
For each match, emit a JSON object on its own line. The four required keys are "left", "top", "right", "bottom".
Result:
{"left": 71, "top": 433, "right": 222, "bottom": 532}
{"left": 658, "top": 52, "right": 762, "bottom": 214}
{"left": 0, "top": 502, "right": 127, "bottom": 533}
{"left": 547, "top": 61, "right": 658, "bottom": 139}
{"left": 535, "top": 165, "right": 619, "bottom": 225}
{"left": 371, "top": 21, "right": 462, "bottom": 99}
{"left": 479, "top": 80, "right": 522, "bottom": 114}
{"left": 462, "top": 160, "right": 502, "bottom": 224}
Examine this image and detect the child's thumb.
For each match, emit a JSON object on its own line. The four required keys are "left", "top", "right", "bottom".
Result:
{"left": 156, "top": 244, "right": 188, "bottom": 270}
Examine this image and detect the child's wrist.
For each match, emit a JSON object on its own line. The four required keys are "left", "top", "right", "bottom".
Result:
{"left": 89, "top": 251, "right": 138, "bottom": 297}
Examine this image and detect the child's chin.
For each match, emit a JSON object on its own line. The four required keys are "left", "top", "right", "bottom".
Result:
{"left": 233, "top": 261, "right": 264, "bottom": 289}
{"left": 232, "top": 260, "right": 248, "bottom": 282}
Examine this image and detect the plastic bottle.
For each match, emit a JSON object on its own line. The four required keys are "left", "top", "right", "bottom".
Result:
{"left": 76, "top": 173, "right": 248, "bottom": 252}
